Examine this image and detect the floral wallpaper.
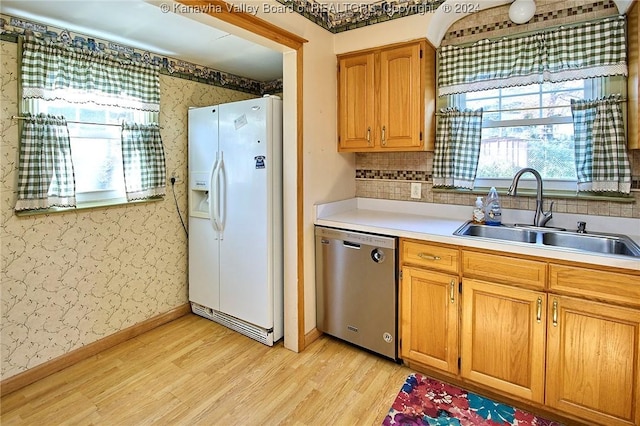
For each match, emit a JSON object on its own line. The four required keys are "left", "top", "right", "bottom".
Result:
{"left": 0, "top": 40, "right": 255, "bottom": 380}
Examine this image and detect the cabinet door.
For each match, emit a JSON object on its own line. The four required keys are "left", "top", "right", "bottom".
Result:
{"left": 401, "top": 267, "right": 459, "bottom": 374}
{"left": 337, "top": 53, "right": 376, "bottom": 151}
{"left": 461, "top": 279, "right": 546, "bottom": 403}
{"left": 379, "top": 42, "right": 423, "bottom": 150}
{"left": 546, "top": 296, "right": 640, "bottom": 426}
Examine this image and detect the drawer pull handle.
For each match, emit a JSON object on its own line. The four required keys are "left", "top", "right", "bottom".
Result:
{"left": 418, "top": 253, "right": 440, "bottom": 261}
{"left": 450, "top": 280, "right": 456, "bottom": 304}
{"left": 381, "top": 125, "right": 386, "bottom": 146}
{"left": 366, "top": 127, "right": 371, "bottom": 145}
{"left": 552, "top": 300, "right": 558, "bottom": 327}
{"left": 536, "top": 297, "right": 542, "bottom": 323}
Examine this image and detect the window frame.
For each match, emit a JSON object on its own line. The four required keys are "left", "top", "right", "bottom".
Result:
{"left": 18, "top": 97, "right": 161, "bottom": 213}
{"left": 449, "top": 77, "right": 622, "bottom": 192}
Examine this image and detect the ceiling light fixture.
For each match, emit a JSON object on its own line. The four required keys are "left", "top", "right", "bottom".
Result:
{"left": 509, "top": 0, "right": 536, "bottom": 24}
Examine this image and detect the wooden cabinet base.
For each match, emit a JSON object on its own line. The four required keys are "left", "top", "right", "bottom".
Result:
{"left": 400, "top": 239, "right": 640, "bottom": 426}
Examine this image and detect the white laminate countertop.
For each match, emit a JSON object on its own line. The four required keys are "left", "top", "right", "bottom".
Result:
{"left": 314, "top": 198, "right": 640, "bottom": 271}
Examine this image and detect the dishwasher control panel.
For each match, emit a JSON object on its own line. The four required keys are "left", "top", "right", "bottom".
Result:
{"left": 315, "top": 226, "right": 396, "bottom": 249}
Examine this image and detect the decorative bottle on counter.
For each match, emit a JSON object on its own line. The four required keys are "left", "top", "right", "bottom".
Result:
{"left": 485, "top": 187, "right": 502, "bottom": 226}
{"left": 472, "top": 196, "right": 485, "bottom": 224}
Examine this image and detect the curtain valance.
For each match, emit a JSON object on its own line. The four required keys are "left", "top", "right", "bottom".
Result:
{"left": 438, "top": 15, "right": 627, "bottom": 96}
{"left": 21, "top": 36, "right": 160, "bottom": 112}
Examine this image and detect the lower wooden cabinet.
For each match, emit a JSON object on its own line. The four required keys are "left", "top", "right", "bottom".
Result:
{"left": 546, "top": 295, "right": 640, "bottom": 426}
{"left": 460, "top": 278, "right": 547, "bottom": 404}
{"left": 399, "top": 239, "right": 640, "bottom": 425}
{"left": 401, "top": 266, "right": 459, "bottom": 374}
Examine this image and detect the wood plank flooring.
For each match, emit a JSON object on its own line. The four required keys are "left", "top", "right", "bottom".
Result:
{"left": 1, "top": 314, "right": 413, "bottom": 425}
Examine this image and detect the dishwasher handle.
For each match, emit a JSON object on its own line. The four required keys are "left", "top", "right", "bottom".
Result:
{"left": 343, "top": 241, "right": 361, "bottom": 249}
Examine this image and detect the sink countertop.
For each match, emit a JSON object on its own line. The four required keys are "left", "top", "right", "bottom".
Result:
{"left": 314, "top": 198, "right": 640, "bottom": 271}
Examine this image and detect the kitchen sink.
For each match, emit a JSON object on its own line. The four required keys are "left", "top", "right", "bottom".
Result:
{"left": 542, "top": 232, "right": 640, "bottom": 257}
{"left": 454, "top": 222, "right": 640, "bottom": 258}
{"left": 457, "top": 223, "right": 538, "bottom": 243}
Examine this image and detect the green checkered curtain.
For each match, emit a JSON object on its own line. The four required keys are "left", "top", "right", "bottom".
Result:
{"left": 571, "top": 95, "right": 631, "bottom": 194}
{"left": 433, "top": 108, "right": 483, "bottom": 189}
{"left": 438, "top": 15, "right": 626, "bottom": 96}
{"left": 21, "top": 36, "right": 159, "bottom": 112}
{"left": 15, "top": 114, "right": 76, "bottom": 211}
{"left": 121, "top": 123, "right": 166, "bottom": 201}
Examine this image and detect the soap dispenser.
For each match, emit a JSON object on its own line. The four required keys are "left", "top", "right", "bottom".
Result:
{"left": 472, "top": 196, "right": 485, "bottom": 224}
{"left": 485, "top": 187, "right": 502, "bottom": 226}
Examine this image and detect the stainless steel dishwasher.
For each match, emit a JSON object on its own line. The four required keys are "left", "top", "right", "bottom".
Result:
{"left": 315, "top": 226, "right": 398, "bottom": 360}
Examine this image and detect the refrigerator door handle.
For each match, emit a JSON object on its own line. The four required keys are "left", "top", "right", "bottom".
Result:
{"left": 210, "top": 153, "right": 222, "bottom": 233}
{"left": 218, "top": 152, "right": 226, "bottom": 238}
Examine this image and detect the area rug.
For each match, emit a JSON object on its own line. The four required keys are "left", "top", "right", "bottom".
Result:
{"left": 382, "top": 373, "right": 562, "bottom": 426}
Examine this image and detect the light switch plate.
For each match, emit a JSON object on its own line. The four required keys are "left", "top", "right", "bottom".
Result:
{"left": 410, "top": 182, "right": 421, "bottom": 199}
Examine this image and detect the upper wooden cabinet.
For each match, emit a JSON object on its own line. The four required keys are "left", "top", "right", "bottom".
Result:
{"left": 337, "top": 40, "right": 435, "bottom": 152}
{"left": 629, "top": 0, "right": 639, "bottom": 150}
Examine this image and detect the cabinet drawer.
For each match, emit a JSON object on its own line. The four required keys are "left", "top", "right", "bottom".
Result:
{"left": 462, "top": 251, "right": 546, "bottom": 290}
{"left": 401, "top": 240, "right": 459, "bottom": 274}
{"left": 549, "top": 264, "right": 640, "bottom": 308}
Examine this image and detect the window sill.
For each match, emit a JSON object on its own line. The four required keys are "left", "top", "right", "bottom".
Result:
{"left": 15, "top": 196, "right": 164, "bottom": 217}
{"left": 432, "top": 187, "right": 636, "bottom": 203}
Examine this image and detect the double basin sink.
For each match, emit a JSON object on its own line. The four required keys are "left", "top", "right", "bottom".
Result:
{"left": 454, "top": 222, "right": 640, "bottom": 258}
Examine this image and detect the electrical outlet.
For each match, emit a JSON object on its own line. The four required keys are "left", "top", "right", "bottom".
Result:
{"left": 410, "top": 182, "right": 421, "bottom": 199}
{"left": 171, "top": 172, "right": 181, "bottom": 183}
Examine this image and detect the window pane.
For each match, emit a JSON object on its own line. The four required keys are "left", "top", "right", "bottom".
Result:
{"left": 454, "top": 80, "right": 593, "bottom": 187}
{"left": 70, "top": 137, "right": 126, "bottom": 196}
{"left": 477, "top": 124, "right": 576, "bottom": 179}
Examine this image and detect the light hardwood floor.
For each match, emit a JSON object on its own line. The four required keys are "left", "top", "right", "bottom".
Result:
{"left": 1, "top": 314, "right": 413, "bottom": 425}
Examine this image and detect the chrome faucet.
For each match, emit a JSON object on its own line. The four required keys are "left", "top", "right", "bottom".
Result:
{"left": 507, "top": 168, "right": 554, "bottom": 227}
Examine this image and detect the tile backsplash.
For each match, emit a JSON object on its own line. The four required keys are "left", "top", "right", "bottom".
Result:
{"left": 355, "top": 151, "right": 640, "bottom": 219}
{"left": 441, "top": 0, "right": 619, "bottom": 47}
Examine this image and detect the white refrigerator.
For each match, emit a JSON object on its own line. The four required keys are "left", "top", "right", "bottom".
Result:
{"left": 188, "top": 96, "right": 283, "bottom": 346}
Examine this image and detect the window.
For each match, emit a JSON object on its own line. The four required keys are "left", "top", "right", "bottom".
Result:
{"left": 434, "top": 15, "right": 631, "bottom": 194}
{"left": 454, "top": 79, "right": 594, "bottom": 191}
{"left": 451, "top": 76, "right": 626, "bottom": 191}
{"left": 28, "top": 98, "right": 156, "bottom": 205}
{"left": 15, "top": 36, "right": 164, "bottom": 212}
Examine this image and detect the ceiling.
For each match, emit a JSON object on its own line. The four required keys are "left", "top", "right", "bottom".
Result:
{"left": 0, "top": 0, "right": 284, "bottom": 81}
{"left": 2, "top": 0, "right": 633, "bottom": 82}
